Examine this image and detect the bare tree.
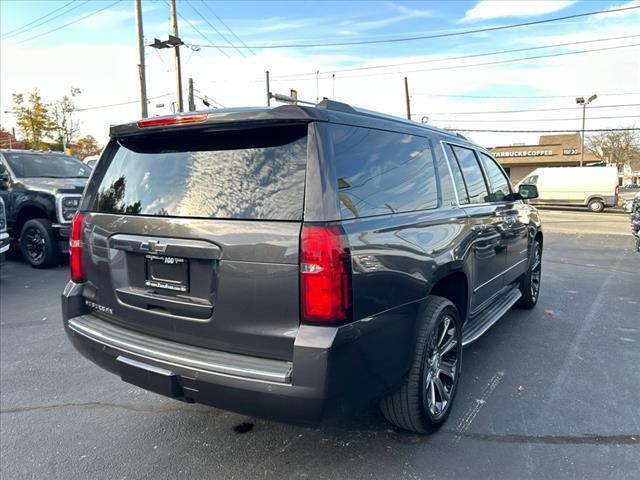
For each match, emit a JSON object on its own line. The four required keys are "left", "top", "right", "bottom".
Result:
{"left": 52, "top": 87, "right": 81, "bottom": 150}
{"left": 586, "top": 128, "right": 640, "bottom": 171}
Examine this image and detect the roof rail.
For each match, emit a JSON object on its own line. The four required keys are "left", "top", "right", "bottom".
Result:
{"left": 315, "top": 99, "right": 357, "bottom": 114}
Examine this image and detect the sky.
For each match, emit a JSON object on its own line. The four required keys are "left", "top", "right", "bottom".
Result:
{"left": 1, "top": 0, "right": 639, "bottom": 148}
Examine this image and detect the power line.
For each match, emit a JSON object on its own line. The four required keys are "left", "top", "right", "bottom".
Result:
{"left": 429, "top": 115, "right": 640, "bottom": 123}
{"left": 204, "top": 42, "right": 640, "bottom": 85}
{"left": 185, "top": 0, "right": 246, "bottom": 57}
{"left": 314, "top": 43, "right": 640, "bottom": 79}
{"left": 446, "top": 128, "right": 640, "bottom": 133}
{"left": 413, "top": 92, "right": 640, "bottom": 99}
{"left": 167, "top": 0, "right": 229, "bottom": 58}
{"left": 267, "top": 34, "right": 640, "bottom": 79}
{"left": 16, "top": 0, "right": 121, "bottom": 45}
{"left": 193, "top": 5, "right": 640, "bottom": 49}
{"left": 1, "top": 0, "right": 78, "bottom": 39}
{"left": 77, "top": 93, "right": 172, "bottom": 111}
{"left": 421, "top": 104, "right": 640, "bottom": 116}
{"left": 198, "top": 0, "right": 256, "bottom": 55}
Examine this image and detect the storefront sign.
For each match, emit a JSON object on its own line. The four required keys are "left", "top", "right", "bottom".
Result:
{"left": 494, "top": 150, "right": 553, "bottom": 158}
{"left": 563, "top": 148, "right": 579, "bottom": 155}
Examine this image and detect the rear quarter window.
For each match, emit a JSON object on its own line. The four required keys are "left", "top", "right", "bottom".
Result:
{"left": 330, "top": 125, "right": 439, "bottom": 219}
{"left": 90, "top": 125, "right": 308, "bottom": 221}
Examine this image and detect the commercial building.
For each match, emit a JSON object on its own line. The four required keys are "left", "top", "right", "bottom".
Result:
{"left": 489, "top": 133, "right": 600, "bottom": 184}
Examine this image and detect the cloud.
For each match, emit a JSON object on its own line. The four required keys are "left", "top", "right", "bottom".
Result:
{"left": 462, "top": 0, "right": 576, "bottom": 22}
{"left": 594, "top": 0, "right": 640, "bottom": 18}
{"left": 1, "top": 1, "right": 638, "bottom": 151}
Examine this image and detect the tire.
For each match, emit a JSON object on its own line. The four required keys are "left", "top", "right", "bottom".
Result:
{"left": 380, "top": 296, "right": 462, "bottom": 434}
{"left": 516, "top": 239, "right": 542, "bottom": 309}
{"left": 588, "top": 199, "right": 605, "bottom": 213}
{"left": 20, "top": 219, "right": 60, "bottom": 269}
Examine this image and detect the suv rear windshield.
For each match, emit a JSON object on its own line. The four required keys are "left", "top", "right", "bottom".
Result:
{"left": 4, "top": 152, "right": 90, "bottom": 178}
{"left": 91, "top": 125, "right": 308, "bottom": 221}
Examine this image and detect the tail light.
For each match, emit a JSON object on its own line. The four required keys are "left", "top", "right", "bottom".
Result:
{"left": 137, "top": 114, "right": 208, "bottom": 128}
{"left": 300, "top": 225, "right": 351, "bottom": 324}
{"left": 70, "top": 212, "right": 86, "bottom": 283}
{"left": 615, "top": 185, "right": 620, "bottom": 196}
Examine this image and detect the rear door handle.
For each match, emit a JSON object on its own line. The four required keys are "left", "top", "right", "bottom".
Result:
{"left": 109, "top": 234, "right": 222, "bottom": 260}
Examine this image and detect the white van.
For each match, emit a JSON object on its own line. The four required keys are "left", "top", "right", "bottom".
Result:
{"left": 517, "top": 166, "right": 619, "bottom": 213}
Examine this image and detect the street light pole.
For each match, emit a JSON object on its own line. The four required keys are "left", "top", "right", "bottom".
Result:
{"left": 576, "top": 94, "right": 597, "bottom": 167}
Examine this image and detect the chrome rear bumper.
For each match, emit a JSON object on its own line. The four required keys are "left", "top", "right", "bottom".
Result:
{"left": 67, "top": 315, "right": 292, "bottom": 383}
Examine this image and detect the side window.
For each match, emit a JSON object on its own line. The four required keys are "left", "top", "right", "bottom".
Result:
{"left": 522, "top": 175, "right": 538, "bottom": 185}
{"left": 449, "top": 145, "right": 490, "bottom": 204}
{"left": 446, "top": 145, "right": 469, "bottom": 205}
{"left": 479, "top": 152, "right": 511, "bottom": 202}
{"left": 331, "top": 125, "right": 439, "bottom": 219}
{"left": 3, "top": 155, "right": 22, "bottom": 177}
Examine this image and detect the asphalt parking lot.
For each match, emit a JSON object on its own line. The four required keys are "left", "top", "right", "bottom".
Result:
{"left": 1, "top": 210, "right": 639, "bottom": 480}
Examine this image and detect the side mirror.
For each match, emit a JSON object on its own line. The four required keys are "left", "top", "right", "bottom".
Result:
{"left": 518, "top": 184, "right": 538, "bottom": 200}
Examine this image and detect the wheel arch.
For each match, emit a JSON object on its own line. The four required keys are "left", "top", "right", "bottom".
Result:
{"left": 16, "top": 204, "right": 49, "bottom": 235}
{"left": 586, "top": 195, "right": 605, "bottom": 205}
{"left": 427, "top": 264, "right": 469, "bottom": 324}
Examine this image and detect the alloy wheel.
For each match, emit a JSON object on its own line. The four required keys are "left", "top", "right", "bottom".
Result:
{"left": 423, "top": 314, "right": 459, "bottom": 420}
{"left": 24, "top": 226, "right": 46, "bottom": 263}
{"left": 530, "top": 244, "right": 542, "bottom": 301}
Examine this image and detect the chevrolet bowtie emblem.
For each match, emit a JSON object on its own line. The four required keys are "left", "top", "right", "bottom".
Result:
{"left": 140, "top": 240, "right": 167, "bottom": 253}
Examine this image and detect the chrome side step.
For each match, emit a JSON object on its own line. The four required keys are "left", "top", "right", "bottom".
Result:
{"left": 68, "top": 315, "right": 293, "bottom": 383}
{"left": 462, "top": 287, "right": 522, "bottom": 346}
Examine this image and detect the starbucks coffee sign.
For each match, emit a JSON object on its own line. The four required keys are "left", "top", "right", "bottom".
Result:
{"left": 494, "top": 150, "right": 554, "bottom": 158}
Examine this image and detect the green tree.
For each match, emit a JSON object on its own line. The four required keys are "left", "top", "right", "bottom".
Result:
{"left": 11, "top": 90, "right": 54, "bottom": 149}
{"left": 52, "top": 87, "right": 81, "bottom": 149}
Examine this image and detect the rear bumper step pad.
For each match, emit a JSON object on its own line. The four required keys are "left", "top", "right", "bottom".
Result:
{"left": 67, "top": 315, "right": 292, "bottom": 383}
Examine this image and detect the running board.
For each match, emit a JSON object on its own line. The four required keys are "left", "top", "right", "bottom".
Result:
{"left": 462, "top": 287, "right": 522, "bottom": 346}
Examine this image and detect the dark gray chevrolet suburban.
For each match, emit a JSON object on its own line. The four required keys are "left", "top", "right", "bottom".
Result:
{"left": 61, "top": 101, "right": 542, "bottom": 434}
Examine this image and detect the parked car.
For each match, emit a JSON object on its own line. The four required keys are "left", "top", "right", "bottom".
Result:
{"left": 83, "top": 155, "right": 100, "bottom": 169}
{"left": 0, "top": 150, "right": 91, "bottom": 267}
{"left": 61, "top": 101, "right": 543, "bottom": 434}
{"left": 620, "top": 184, "right": 640, "bottom": 202}
{"left": 516, "top": 166, "right": 618, "bottom": 212}
{"left": 0, "top": 197, "right": 8, "bottom": 266}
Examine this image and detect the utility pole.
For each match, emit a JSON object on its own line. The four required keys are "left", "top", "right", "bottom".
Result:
{"left": 169, "top": 0, "right": 184, "bottom": 112}
{"left": 404, "top": 77, "right": 411, "bottom": 120}
{"left": 188, "top": 78, "right": 195, "bottom": 111}
{"left": 134, "top": 0, "right": 148, "bottom": 118}
{"left": 266, "top": 71, "right": 271, "bottom": 106}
